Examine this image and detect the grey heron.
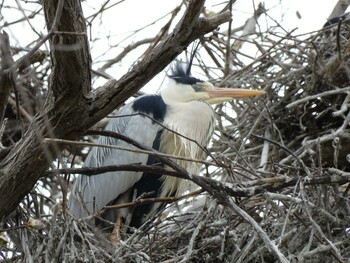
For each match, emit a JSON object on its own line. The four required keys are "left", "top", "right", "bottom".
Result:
{"left": 68, "top": 62, "right": 265, "bottom": 243}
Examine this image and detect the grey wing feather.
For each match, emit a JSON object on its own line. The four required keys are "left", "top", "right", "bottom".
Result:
{"left": 68, "top": 102, "right": 162, "bottom": 218}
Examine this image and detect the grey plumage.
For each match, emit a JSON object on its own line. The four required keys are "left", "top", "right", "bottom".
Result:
{"left": 68, "top": 101, "right": 163, "bottom": 223}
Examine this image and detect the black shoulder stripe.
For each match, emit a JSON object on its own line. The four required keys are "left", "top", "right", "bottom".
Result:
{"left": 132, "top": 95, "right": 167, "bottom": 121}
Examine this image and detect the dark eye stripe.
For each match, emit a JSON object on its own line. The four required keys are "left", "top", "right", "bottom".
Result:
{"left": 171, "top": 75, "right": 202, "bottom": 85}
{"left": 192, "top": 84, "right": 202, "bottom": 92}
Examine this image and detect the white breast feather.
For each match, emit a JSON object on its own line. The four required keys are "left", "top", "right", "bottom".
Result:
{"left": 160, "top": 101, "right": 215, "bottom": 197}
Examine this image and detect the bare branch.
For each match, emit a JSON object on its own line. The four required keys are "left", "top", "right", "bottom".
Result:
{"left": 0, "top": 31, "right": 14, "bottom": 130}
{"left": 99, "top": 37, "right": 156, "bottom": 71}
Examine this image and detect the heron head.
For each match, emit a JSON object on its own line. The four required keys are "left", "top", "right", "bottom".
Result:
{"left": 162, "top": 62, "right": 265, "bottom": 104}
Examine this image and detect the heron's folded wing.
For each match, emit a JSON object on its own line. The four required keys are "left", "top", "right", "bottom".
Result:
{"left": 68, "top": 101, "right": 163, "bottom": 218}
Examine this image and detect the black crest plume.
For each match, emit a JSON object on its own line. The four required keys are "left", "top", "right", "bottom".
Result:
{"left": 186, "top": 41, "right": 200, "bottom": 75}
{"left": 168, "top": 42, "right": 202, "bottom": 85}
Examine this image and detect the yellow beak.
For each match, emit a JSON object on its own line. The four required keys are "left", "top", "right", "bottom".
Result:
{"left": 203, "top": 86, "right": 265, "bottom": 104}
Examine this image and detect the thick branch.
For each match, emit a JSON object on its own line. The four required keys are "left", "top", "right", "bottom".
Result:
{"left": 48, "top": 164, "right": 179, "bottom": 178}
{"left": 0, "top": 31, "right": 14, "bottom": 130}
{"left": 43, "top": 0, "right": 91, "bottom": 98}
{"left": 48, "top": 164, "right": 350, "bottom": 198}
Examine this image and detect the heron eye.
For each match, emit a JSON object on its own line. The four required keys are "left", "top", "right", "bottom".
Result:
{"left": 192, "top": 84, "right": 203, "bottom": 92}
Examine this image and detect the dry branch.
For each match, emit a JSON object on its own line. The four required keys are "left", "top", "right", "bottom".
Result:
{"left": 0, "top": 31, "right": 14, "bottom": 131}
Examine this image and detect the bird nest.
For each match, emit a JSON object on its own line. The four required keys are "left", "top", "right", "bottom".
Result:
{"left": 2, "top": 22, "right": 350, "bottom": 263}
